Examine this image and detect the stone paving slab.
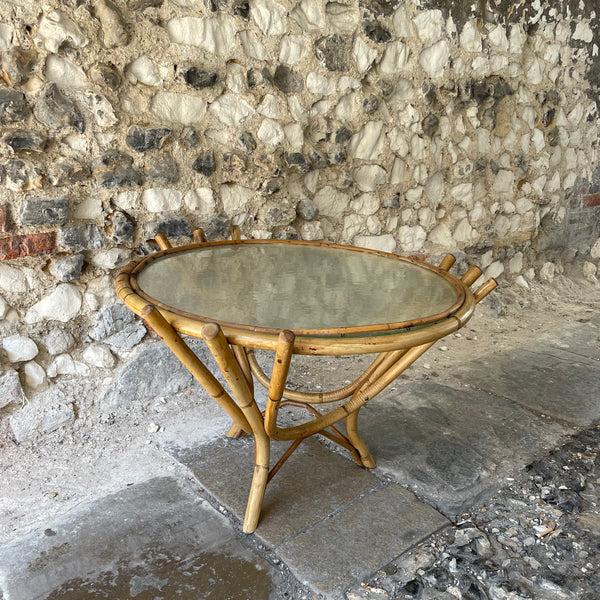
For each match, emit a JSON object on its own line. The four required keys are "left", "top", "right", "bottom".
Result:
{"left": 450, "top": 333, "right": 600, "bottom": 426}
{"left": 0, "top": 477, "right": 279, "bottom": 600}
{"left": 358, "top": 381, "right": 570, "bottom": 515}
{"left": 167, "top": 435, "right": 379, "bottom": 545}
{"left": 277, "top": 483, "right": 449, "bottom": 600}
{"left": 533, "top": 321, "right": 600, "bottom": 361}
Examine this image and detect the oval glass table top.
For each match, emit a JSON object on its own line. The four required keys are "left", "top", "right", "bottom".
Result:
{"left": 133, "top": 242, "right": 464, "bottom": 334}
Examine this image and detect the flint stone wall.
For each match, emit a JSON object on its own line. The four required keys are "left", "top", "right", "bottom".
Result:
{"left": 0, "top": 0, "right": 599, "bottom": 438}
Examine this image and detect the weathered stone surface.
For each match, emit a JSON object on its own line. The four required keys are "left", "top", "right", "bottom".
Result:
{"left": 126, "top": 126, "right": 171, "bottom": 152}
{"left": 89, "top": 63, "right": 121, "bottom": 90}
{"left": 184, "top": 67, "right": 218, "bottom": 89}
{"left": 0, "top": 88, "right": 27, "bottom": 124}
{"left": 315, "top": 34, "right": 352, "bottom": 71}
{"left": 19, "top": 198, "right": 70, "bottom": 226}
{"left": 0, "top": 264, "right": 29, "bottom": 292}
{"left": 419, "top": 41, "right": 450, "bottom": 78}
{"left": 144, "top": 217, "right": 192, "bottom": 239}
{"left": 296, "top": 198, "right": 319, "bottom": 220}
{"left": 42, "top": 329, "right": 75, "bottom": 356}
{"left": 144, "top": 154, "right": 180, "bottom": 184}
{"left": 251, "top": 0, "right": 287, "bottom": 35}
{"left": 349, "top": 121, "right": 385, "bottom": 159}
{"left": 25, "top": 284, "right": 82, "bottom": 324}
{"left": 204, "top": 216, "right": 231, "bottom": 239}
{"left": 0, "top": 369, "right": 25, "bottom": 409}
{"left": 92, "top": 151, "right": 142, "bottom": 188}
{"left": 35, "top": 84, "right": 84, "bottom": 132}
{"left": 49, "top": 254, "right": 84, "bottom": 282}
{"left": 258, "top": 202, "right": 296, "bottom": 227}
{"left": 354, "top": 233, "right": 396, "bottom": 253}
{"left": 104, "top": 323, "right": 147, "bottom": 349}
{"left": 313, "top": 186, "right": 349, "bottom": 218}
{"left": 90, "top": 304, "right": 134, "bottom": 341}
{"left": 273, "top": 65, "right": 304, "bottom": 93}
{"left": 3, "top": 160, "right": 43, "bottom": 192}
{"left": 58, "top": 225, "right": 105, "bottom": 251}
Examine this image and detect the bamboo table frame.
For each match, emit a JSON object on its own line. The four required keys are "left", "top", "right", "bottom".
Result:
{"left": 116, "top": 227, "right": 497, "bottom": 533}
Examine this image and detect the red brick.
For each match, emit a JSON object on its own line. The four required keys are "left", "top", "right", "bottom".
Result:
{"left": 0, "top": 232, "right": 56, "bottom": 261}
{"left": 582, "top": 193, "right": 600, "bottom": 208}
{"left": 407, "top": 253, "right": 428, "bottom": 263}
{"left": 0, "top": 205, "right": 7, "bottom": 232}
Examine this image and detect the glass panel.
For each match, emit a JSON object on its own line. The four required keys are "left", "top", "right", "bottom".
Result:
{"left": 136, "top": 243, "right": 460, "bottom": 331}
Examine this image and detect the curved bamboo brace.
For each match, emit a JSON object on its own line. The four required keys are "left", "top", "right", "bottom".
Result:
{"left": 246, "top": 349, "right": 389, "bottom": 404}
{"left": 193, "top": 228, "right": 207, "bottom": 244}
{"left": 154, "top": 232, "right": 172, "bottom": 250}
{"left": 202, "top": 323, "right": 270, "bottom": 534}
{"left": 231, "top": 225, "right": 241, "bottom": 241}
{"left": 140, "top": 305, "right": 252, "bottom": 437}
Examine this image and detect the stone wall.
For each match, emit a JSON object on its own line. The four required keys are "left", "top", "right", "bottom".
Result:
{"left": 0, "top": 0, "right": 599, "bottom": 438}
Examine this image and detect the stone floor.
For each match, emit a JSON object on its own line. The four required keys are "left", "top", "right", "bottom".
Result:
{"left": 0, "top": 318, "right": 598, "bottom": 600}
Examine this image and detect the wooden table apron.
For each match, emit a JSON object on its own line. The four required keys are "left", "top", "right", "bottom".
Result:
{"left": 116, "top": 238, "right": 497, "bottom": 533}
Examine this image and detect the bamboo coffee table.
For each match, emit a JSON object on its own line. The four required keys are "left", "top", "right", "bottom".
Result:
{"left": 116, "top": 228, "right": 497, "bottom": 533}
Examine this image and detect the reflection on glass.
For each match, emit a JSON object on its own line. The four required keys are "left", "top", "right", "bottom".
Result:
{"left": 136, "top": 244, "right": 460, "bottom": 331}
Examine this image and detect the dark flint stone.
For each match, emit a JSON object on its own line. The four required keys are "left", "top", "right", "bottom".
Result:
{"left": 204, "top": 216, "right": 231, "bottom": 240}
{"left": 207, "top": 0, "right": 228, "bottom": 11}
{"left": 474, "top": 78, "right": 514, "bottom": 103}
{"left": 0, "top": 164, "right": 4, "bottom": 185}
{"left": 1, "top": 48, "right": 36, "bottom": 86}
{"left": 284, "top": 152, "right": 309, "bottom": 171}
{"left": 543, "top": 108, "right": 556, "bottom": 128}
{"left": 378, "top": 80, "right": 394, "bottom": 97}
{"left": 59, "top": 225, "right": 105, "bottom": 251}
{"left": 92, "top": 150, "right": 141, "bottom": 188}
{"left": 422, "top": 82, "right": 438, "bottom": 105}
{"left": 308, "top": 149, "right": 327, "bottom": 169}
{"left": 233, "top": 0, "right": 250, "bottom": 19}
{"left": 145, "top": 217, "right": 192, "bottom": 240}
{"left": 37, "top": 84, "right": 84, "bottom": 132}
{"left": 192, "top": 152, "right": 215, "bottom": 176}
{"left": 4, "top": 160, "right": 42, "bottom": 190}
{"left": 92, "top": 151, "right": 134, "bottom": 171}
{"left": 47, "top": 160, "right": 90, "bottom": 186}
{"left": 459, "top": 78, "right": 474, "bottom": 102}
{"left": 490, "top": 160, "right": 500, "bottom": 175}
{"left": 297, "top": 198, "right": 319, "bottom": 220}
{"left": 475, "top": 158, "right": 488, "bottom": 171}
{"left": 335, "top": 126, "right": 352, "bottom": 144}
{"left": 0, "top": 89, "right": 28, "bottom": 124}
{"left": 382, "top": 194, "right": 400, "bottom": 208}
{"left": 184, "top": 67, "right": 218, "bottom": 90}
{"left": 422, "top": 114, "right": 439, "bottom": 137}
{"left": 273, "top": 65, "right": 304, "bottom": 93}
{"left": 2, "top": 130, "right": 47, "bottom": 153}
{"left": 51, "top": 254, "right": 84, "bottom": 282}
{"left": 109, "top": 211, "right": 135, "bottom": 243}
{"left": 481, "top": 107, "right": 495, "bottom": 129}
{"left": 363, "top": 95, "right": 379, "bottom": 114}
{"left": 260, "top": 179, "right": 282, "bottom": 195}
{"left": 144, "top": 154, "right": 180, "bottom": 184}
{"left": 181, "top": 127, "right": 199, "bottom": 148}
{"left": 126, "top": 126, "right": 171, "bottom": 152}
{"left": 547, "top": 128, "right": 559, "bottom": 147}
{"left": 247, "top": 67, "right": 266, "bottom": 87}
{"left": 134, "top": 0, "right": 164, "bottom": 10}
{"left": 403, "top": 579, "right": 423, "bottom": 596}
{"left": 363, "top": 21, "right": 391, "bottom": 43}
{"left": 314, "top": 35, "right": 352, "bottom": 71}
{"left": 275, "top": 226, "right": 299, "bottom": 240}
{"left": 20, "top": 198, "right": 70, "bottom": 226}
{"left": 360, "top": 0, "right": 401, "bottom": 16}
{"left": 327, "top": 147, "right": 346, "bottom": 164}
{"left": 239, "top": 131, "right": 257, "bottom": 153}
{"left": 89, "top": 63, "right": 121, "bottom": 90}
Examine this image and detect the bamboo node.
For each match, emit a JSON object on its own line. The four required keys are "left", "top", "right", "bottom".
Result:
{"left": 202, "top": 322, "right": 221, "bottom": 339}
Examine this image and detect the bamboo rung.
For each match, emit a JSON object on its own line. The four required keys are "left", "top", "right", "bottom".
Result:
{"left": 231, "top": 225, "right": 241, "bottom": 241}
{"left": 474, "top": 278, "right": 498, "bottom": 303}
{"left": 438, "top": 254, "right": 456, "bottom": 272}
{"left": 154, "top": 232, "right": 172, "bottom": 250}
{"left": 193, "top": 228, "right": 207, "bottom": 244}
{"left": 461, "top": 265, "right": 482, "bottom": 286}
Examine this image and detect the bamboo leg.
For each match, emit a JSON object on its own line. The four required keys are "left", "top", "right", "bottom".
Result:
{"left": 193, "top": 228, "right": 207, "bottom": 244}
{"left": 264, "top": 331, "right": 295, "bottom": 437}
{"left": 141, "top": 306, "right": 251, "bottom": 436}
{"left": 154, "top": 232, "right": 172, "bottom": 250}
{"left": 232, "top": 345, "right": 254, "bottom": 395}
{"left": 345, "top": 409, "right": 376, "bottom": 468}
{"left": 202, "top": 323, "right": 270, "bottom": 534}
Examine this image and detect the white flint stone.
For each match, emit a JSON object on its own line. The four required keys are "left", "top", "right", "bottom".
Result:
{"left": 74, "top": 196, "right": 103, "bottom": 220}
{"left": 450, "top": 183, "right": 473, "bottom": 206}
{"left": 583, "top": 262, "right": 598, "bottom": 283}
{"left": 388, "top": 128, "right": 409, "bottom": 156}
{"left": 460, "top": 20, "right": 481, "bottom": 52}
{"left": 490, "top": 55, "right": 508, "bottom": 71}
{"left": 114, "top": 191, "right": 138, "bottom": 211}
{"left": 300, "top": 222, "right": 324, "bottom": 241}
{"left": 24, "top": 361, "right": 46, "bottom": 388}
{"left": 81, "top": 92, "right": 118, "bottom": 128}
{"left": 313, "top": 186, "right": 349, "bottom": 218}
{"left": 221, "top": 184, "right": 254, "bottom": 216}
{"left": 89, "top": 249, "right": 132, "bottom": 270}
{"left": 279, "top": 36, "right": 305, "bottom": 64}
{"left": 527, "top": 59, "right": 544, "bottom": 85}
{"left": 540, "top": 262, "right": 555, "bottom": 281}
{"left": 532, "top": 128, "right": 545, "bottom": 153}
{"left": 573, "top": 21, "right": 593, "bottom": 43}
{"left": 306, "top": 72, "right": 334, "bottom": 95}
{"left": 418, "top": 207, "right": 435, "bottom": 230}
{"left": 481, "top": 250, "right": 494, "bottom": 269}
{"left": 367, "top": 216, "right": 382, "bottom": 235}
{"left": 469, "top": 202, "right": 485, "bottom": 222}
{"left": 47, "top": 354, "right": 90, "bottom": 378}
{"left": 414, "top": 164, "right": 428, "bottom": 186}
{"left": 410, "top": 135, "right": 428, "bottom": 160}
{"left": 429, "top": 223, "right": 453, "bottom": 247}
{"left": 0, "top": 24, "right": 13, "bottom": 51}
{"left": 209, "top": 93, "right": 254, "bottom": 126}
{"left": 405, "top": 187, "right": 423, "bottom": 203}
{"left": 142, "top": 188, "right": 183, "bottom": 212}
{"left": 288, "top": 96, "right": 307, "bottom": 121}
{"left": 495, "top": 215, "right": 511, "bottom": 237}
{"left": 353, "top": 37, "right": 377, "bottom": 73}
{"left": 488, "top": 25, "right": 509, "bottom": 52}
{"left": 43, "top": 329, "right": 75, "bottom": 355}
{"left": 257, "top": 94, "right": 280, "bottom": 119}
{"left": 516, "top": 198, "right": 534, "bottom": 214}
{"left": 0, "top": 264, "right": 30, "bottom": 292}
{"left": 424, "top": 171, "right": 444, "bottom": 205}
{"left": 380, "top": 42, "right": 409, "bottom": 75}
{"left": 354, "top": 234, "right": 396, "bottom": 254}
{"left": 350, "top": 193, "right": 380, "bottom": 215}
{"left": 37, "top": 11, "right": 88, "bottom": 53}
{"left": 152, "top": 92, "right": 207, "bottom": 125}
{"left": 390, "top": 158, "right": 405, "bottom": 184}
{"left": 3, "top": 334, "right": 39, "bottom": 363}
{"left": 126, "top": 56, "right": 163, "bottom": 86}
{"left": 257, "top": 119, "right": 284, "bottom": 145}
{"left": 226, "top": 62, "right": 245, "bottom": 93}
{"left": 185, "top": 188, "right": 216, "bottom": 218}
{"left": 419, "top": 41, "right": 449, "bottom": 78}
{"left": 413, "top": 10, "right": 444, "bottom": 45}
{"left": 25, "top": 284, "right": 82, "bottom": 324}
{"left": 590, "top": 238, "right": 600, "bottom": 260}
{"left": 0, "top": 369, "right": 25, "bottom": 409}
{"left": 283, "top": 123, "right": 304, "bottom": 148}
{"left": 82, "top": 344, "right": 115, "bottom": 369}
{"left": 46, "top": 55, "right": 87, "bottom": 88}
{"left": 349, "top": 121, "right": 385, "bottom": 160}
{"left": 509, "top": 252, "right": 524, "bottom": 273}
{"left": 0, "top": 295, "right": 7, "bottom": 319}
{"left": 251, "top": 0, "right": 287, "bottom": 35}
{"left": 167, "top": 16, "right": 237, "bottom": 56}
{"left": 453, "top": 218, "right": 476, "bottom": 243}
{"left": 335, "top": 92, "right": 357, "bottom": 122}
{"left": 291, "top": 0, "right": 325, "bottom": 30}
{"left": 343, "top": 214, "right": 363, "bottom": 241}
{"left": 392, "top": 6, "right": 412, "bottom": 38}
{"left": 515, "top": 275, "right": 529, "bottom": 289}
{"left": 398, "top": 225, "right": 426, "bottom": 252}
{"left": 239, "top": 30, "right": 268, "bottom": 60}
{"left": 304, "top": 171, "right": 319, "bottom": 194}
{"left": 353, "top": 166, "right": 386, "bottom": 192}
{"left": 493, "top": 170, "right": 515, "bottom": 196}
{"left": 486, "top": 261, "right": 505, "bottom": 281}
{"left": 326, "top": 2, "right": 360, "bottom": 34}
